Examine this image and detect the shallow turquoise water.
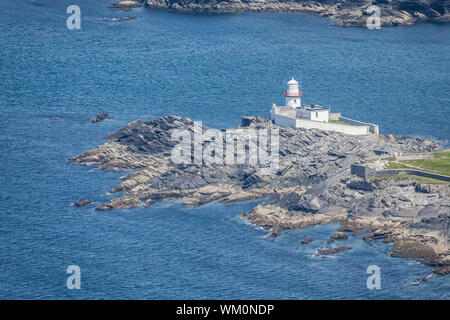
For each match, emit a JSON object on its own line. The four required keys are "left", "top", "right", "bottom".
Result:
{"left": 0, "top": 0, "right": 449, "bottom": 299}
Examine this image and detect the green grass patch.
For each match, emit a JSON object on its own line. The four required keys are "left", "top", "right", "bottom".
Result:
{"left": 396, "top": 152, "right": 450, "bottom": 176}
{"left": 385, "top": 162, "right": 410, "bottom": 170}
{"left": 432, "top": 151, "right": 450, "bottom": 160}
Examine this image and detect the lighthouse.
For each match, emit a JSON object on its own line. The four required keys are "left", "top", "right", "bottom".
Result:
{"left": 284, "top": 77, "right": 302, "bottom": 109}
{"left": 270, "top": 76, "right": 379, "bottom": 135}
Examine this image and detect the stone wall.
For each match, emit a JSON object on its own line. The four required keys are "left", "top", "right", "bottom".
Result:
{"left": 351, "top": 164, "right": 450, "bottom": 182}
{"left": 371, "top": 169, "right": 450, "bottom": 182}
{"left": 351, "top": 164, "right": 372, "bottom": 180}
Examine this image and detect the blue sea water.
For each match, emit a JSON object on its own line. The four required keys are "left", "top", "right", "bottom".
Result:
{"left": 0, "top": 0, "right": 449, "bottom": 299}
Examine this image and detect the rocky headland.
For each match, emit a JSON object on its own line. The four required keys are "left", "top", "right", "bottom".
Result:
{"left": 130, "top": 0, "right": 450, "bottom": 27}
{"left": 71, "top": 115, "right": 449, "bottom": 275}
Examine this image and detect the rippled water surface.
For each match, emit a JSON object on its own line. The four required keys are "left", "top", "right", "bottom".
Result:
{"left": 0, "top": 0, "right": 449, "bottom": 299}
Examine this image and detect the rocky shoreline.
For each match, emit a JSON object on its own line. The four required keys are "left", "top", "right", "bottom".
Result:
{"left": 71, "top": 115, "right": 449, "bottom": 276}
{"left": 121, "top": 0, "right": 450, "bottom": 27}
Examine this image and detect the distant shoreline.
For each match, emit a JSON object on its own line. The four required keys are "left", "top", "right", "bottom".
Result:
{"left": 117, "top": 0, "right": 450, "bottom": 27}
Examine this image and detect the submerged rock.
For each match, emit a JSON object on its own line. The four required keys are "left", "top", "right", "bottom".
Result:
{"left": 330, "top": 232, "right": 348, "bottom": 241}
{"left": 72, "top": 199, "right": 92, "bottom": 207}
{"left": 316, "top": 246, "right": 352, "bottom": 255}
{"left": 301, "top": 237, "right": 314, "bottom": 244}
{"left": 91, "top": 113, "right": 108, "bottom": 123}
{"left": 95, "top": 196, "right": 147, "bottom": 210}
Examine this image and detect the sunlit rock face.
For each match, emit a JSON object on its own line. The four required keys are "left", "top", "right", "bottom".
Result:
{"left": 71, "top": 115, "right": 449, "bottom": 274}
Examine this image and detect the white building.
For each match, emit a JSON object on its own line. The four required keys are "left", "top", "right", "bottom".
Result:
{"left": 271, "top": 77, "right": 330, "bottom": 123}
{"left": 270, "top": 77, "right": 379, "bottom": 135}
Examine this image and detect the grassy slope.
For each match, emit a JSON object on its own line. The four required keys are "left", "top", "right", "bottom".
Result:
{"left": 369, "top": 174, "right": 449, "bottom": 185}
{"left": 386, "top": 151, "right": 450, "bottom": 176}
{"left": 369, "top": 151, "right": 450, "bottom": 184}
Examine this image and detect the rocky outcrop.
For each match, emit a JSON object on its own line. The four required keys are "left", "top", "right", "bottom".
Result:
{"left": 71, "top": 115, "right": 449, "bottom": 274}
{"left": 331, "top": 232, "right": 348, "bottom": 240}
{"left": 301, "top": 237, "right": 314, "bottom": 244}
{"left": 91, "top": 113, "right": 109, "bottom": 123}
{"left": 316, "top": 246, "right": 352, "bottom": 255}
{"left": 95, "top": 195, "right": 151, "bottom": 210}
{"left": 109, "top": 0, "right": 143, "bottom": 11}
{"left": 432, "top": 265, "right": 450, "bottom": 275}
{"left": 391, "top": 238, "right": 441, "bottom": 261}
{"left": 72, "top": 199, "right": 92, "bottom": 207}
{"left": 144, "top": 0, "right": 450, "bottom": 27}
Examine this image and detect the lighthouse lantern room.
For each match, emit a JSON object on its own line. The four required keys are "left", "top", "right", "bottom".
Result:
{"left": 284, "top": 77, "right": 302, "bottom": 108}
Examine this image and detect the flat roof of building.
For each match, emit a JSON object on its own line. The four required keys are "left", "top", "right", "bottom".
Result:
{"left": 304, "top": 104, "right": 329, "bottom": 111}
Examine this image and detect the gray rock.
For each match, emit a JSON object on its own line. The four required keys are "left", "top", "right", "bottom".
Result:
{"left": 144, "top": 0, "right": 450, "bottom": 27}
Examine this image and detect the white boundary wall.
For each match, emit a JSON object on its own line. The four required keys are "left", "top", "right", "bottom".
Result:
{"left": 273, "top": 112, "right": 297, "bottom": 127}
{"left": 295, "top": 118, "right": 369, "bottom": 135}
{"left": 273, "top": 112, "right": 369, "bottom": 135}
{"left": 271, "top": 105, "right": 379, "bottom": 135}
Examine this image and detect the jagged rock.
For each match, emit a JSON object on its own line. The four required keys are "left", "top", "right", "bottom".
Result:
{"left": 95, "top": 196, "right": 145, "bottom": 210}
{"left": 425, "top": 255, "right": 450, "bottom": 267}
{"left": 384, "top": 134, "right": 397, "bottom": 142}
{"left": 72, "top": 199, "right": 92, "bottom": 207}
{"left": 391, "top": 239, "right": 440, "bottom": 261}
{"left": 330, "top": 232, "right": 348, "bottom": 240}
{"left": 71, "top": 115, "right": 448, "bottom": 274}
{"left": 267, "top": 226, "right": 282, "bottom": 238}
{"left": 432, "top": 266, "right": 450, "bottom": 275}
{"left": 301, "top": 237, "right": 314, "bottom": 244}
{"left": 347, "top": 180, "right": 375, "bottom": 191}
{"left": 241, "top": 116, "right": 267, "bottom": 127}
{"left": 363, "top": 234, "right": 374, "bottom": 242}
{"left": 415, "top": 183, "right": 450, "bottom": 194}
{"left": 109, "top": 0, "right": 142, "bottom": 11}
{"left": 91, "top": 113, "right": 108, "bottom": 123}
{"left": 316, "top": 246, "right": 352, "bottom": 255}
{"left": 338, "top": 221, "right": 365, "bottom": 232}
{"left": 352, "top": 229, "right": 365, "bottom": 236}
{"left": 281, "top": 192, "right": 321, "bottom": 213}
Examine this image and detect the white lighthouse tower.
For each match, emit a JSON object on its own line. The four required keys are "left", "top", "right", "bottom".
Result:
{"left": 284, "top": 77, "right": 302, "bottom": 109}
